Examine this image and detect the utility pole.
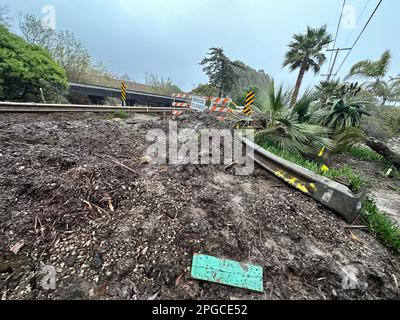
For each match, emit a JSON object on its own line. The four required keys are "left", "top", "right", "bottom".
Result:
{"left": 322, "top": 48, "right": 352, "bottom": 82}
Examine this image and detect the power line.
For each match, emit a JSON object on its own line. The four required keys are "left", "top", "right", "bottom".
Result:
{"left": 335, "top": 0, "right": 383, "bottom": 77}
{"left": 326, "top": 0, "right": 347, "bottom": 77}
{"left": 342, "top": 0, "right": 371, "bottom": 48}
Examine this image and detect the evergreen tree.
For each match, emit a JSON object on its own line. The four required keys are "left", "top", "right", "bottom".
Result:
{"left": 200, "top": 47, "right": 244, "bottom": 97}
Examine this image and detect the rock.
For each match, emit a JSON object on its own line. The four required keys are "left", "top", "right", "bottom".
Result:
{"left": 90, "top": 254, "right": 103, "bottom": 270}
{"left": 65, "top": 255, "right": 77, "bottom": 267}
{"left": 140, "top": 155, "right": 152, "bottom": 164}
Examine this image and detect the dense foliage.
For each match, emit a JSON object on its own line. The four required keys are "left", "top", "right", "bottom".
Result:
{"left": 191, "top": 84, "right": 218, "bottom": 97}
{"left": 0, "top": 25, "right": 68, "bottom": 102}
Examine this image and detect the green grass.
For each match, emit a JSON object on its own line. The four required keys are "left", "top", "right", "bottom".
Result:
{"left": 259, "top": 142, "right": 400, "bottom": 254}
{"left": 361, "top": 199, "right": 400, "bottom": 254}
{"left": 260, "top": 143, "right": 366, "bottom": 193}
{"left": 260, "top": 142, "right": 400, "bottom": 254}
{"left": 348, "top": 146, "right": 383, "bottom": 162}
{"left": 113, "top": 110, "right": 129, "bottom": 119}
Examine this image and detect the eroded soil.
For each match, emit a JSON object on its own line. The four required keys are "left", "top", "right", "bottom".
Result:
{"left": 0, "top": 112, "right": 399, "bottom": 300}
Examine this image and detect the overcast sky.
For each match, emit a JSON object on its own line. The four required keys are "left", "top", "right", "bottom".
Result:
{"left": 3, "top": 0, "right": 399, "bottom": 92}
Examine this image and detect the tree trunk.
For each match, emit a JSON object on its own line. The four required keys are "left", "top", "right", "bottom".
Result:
{"left": 366, "top": 138, "right": 400, "bottom": 170}
{"left": 291, "top": 60, "right": 307, "bottom": 107}
{"left": 219, "top": 61, "right": 225, "bottom": 97}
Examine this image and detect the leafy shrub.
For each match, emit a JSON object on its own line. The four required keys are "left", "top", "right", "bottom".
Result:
{"left": 0, "top": 25, "right": 68, "bottom": 102}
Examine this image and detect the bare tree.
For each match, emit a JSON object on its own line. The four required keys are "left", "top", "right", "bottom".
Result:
{"left": 19, "top": 13, "right": 55, "bottom": 50}
{"left": 0, "top": 4, "right": 11, "bottom": 27}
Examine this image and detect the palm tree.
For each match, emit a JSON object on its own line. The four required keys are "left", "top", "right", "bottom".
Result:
{"left": 283, "top": 25, "right": 333, "bottom": 107}
{"left": 370, "top": 79, "right": 400, "bottom": 105}
{"left": 242, "top": 81, "right": 333, "bottom": 156}
{"left": 345, "top": 50, "right": 391, "bottom": 84}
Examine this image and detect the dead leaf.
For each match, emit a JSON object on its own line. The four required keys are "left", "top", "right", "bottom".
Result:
{"left": 175, "top": 271, "right": 186, "bottom": 287}
{"left": 141, "top": 246, "right": 149, "bottom": 256}
{"left": 393, "top": 274, "right": 398, "bottom": 291}
{"left": 9, "top": 240, "right": 25, "bottom": 254}
{"left": 83, "top": 200, "right": 93, "bottom": 210}
{"left": 349, "top": 231, "right": 363, "bottom": 244}
{"left": 97, "top": 284, "right": 107, "bottom": 297}
{"left": 148, "top": 291, "right": 159, "bottom": 300}
{"left": 108, "top": 200, "right": 115, "bottom": 212}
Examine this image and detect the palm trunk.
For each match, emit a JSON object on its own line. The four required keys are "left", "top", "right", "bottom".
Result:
{"left": 366, "top": 138, "right": 400, "bottom": 170}
{"left": 291, "top": 60, "right": 307, "bottom": 107}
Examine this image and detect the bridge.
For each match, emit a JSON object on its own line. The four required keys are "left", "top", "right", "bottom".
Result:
{"left": 68, "top": 82, "right": 183, "bottom": 107}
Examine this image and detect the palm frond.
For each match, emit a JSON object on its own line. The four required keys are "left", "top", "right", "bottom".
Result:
{"left": 334, "top": 127, "right": 367, "bottom": 152}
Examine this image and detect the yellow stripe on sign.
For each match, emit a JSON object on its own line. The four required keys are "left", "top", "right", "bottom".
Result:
{"left": 245, "top": 97, "right": 255, "bottom": 104}
{"left": 245, "top": 101, "right": 255, "bottom": 107}
{"left": 243, "top": 108, "right": 252, "bottom": 116}
{"left": 245, "top": 98, "right": 255, "bottom": 105}
{"left": 121, "top": 81, "right": 127, "bottom": 101}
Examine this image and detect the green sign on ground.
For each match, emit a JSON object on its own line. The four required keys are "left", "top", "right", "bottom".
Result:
{"left": 191, "top": 254, "right": 264, "bottom": 292}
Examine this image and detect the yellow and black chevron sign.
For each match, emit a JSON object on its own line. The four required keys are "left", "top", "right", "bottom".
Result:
{"left": 243, "top": 91, "right": 255, "bottom": 116}
{"left": 121, "top": 81, "right": 127, "bottom": 104}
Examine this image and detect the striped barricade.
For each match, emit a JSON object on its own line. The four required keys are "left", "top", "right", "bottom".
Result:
{"left": 209, "top": 97, "right": 233, "bottom": 113}
{"left": 172, "top": 102, "right": 190, "bottom": 108}
{"left": 172, "top": 93, "right": 191, "bottom": 116}
{"left": 210, "top": 97, "right": 232, "bottom": 106}
{"left": 172, "top": 93, "right": 191, "bottom": 112}
{"left": 209, "top": 106, "right": 233, "bottom": 113}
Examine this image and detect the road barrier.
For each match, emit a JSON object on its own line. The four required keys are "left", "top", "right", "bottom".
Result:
{"left": 121, "top": 81, "right": 127, "bottom": 106}
{"left": 0, "top": 102, "right": 179, "bottom": 114}
{"left": 172, "top": 93, "right": 191, "bottom": 109}
{"left": 243, "top": 91, "right": 255, "bottom": 116}
{"left": 241, "top": 136, "right": 365, "bottom": 223}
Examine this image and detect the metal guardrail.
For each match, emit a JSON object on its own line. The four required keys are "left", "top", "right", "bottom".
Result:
{"left": 0, "top": 102, "right": 186, "bottom": 113}
{"left": 241, "top": 137, "right": 365, "bottom": 223}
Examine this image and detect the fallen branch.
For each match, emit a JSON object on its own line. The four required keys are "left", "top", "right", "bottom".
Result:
{"left": 366, "top": 138, "right": 400, "bottom": 170}
{"left": 106, "top": 156, "right": 137, "bottom": 175}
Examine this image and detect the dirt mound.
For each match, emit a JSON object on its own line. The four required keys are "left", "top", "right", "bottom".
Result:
{"left": 0, "top": 112, "right": 399, "bottom": 300}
